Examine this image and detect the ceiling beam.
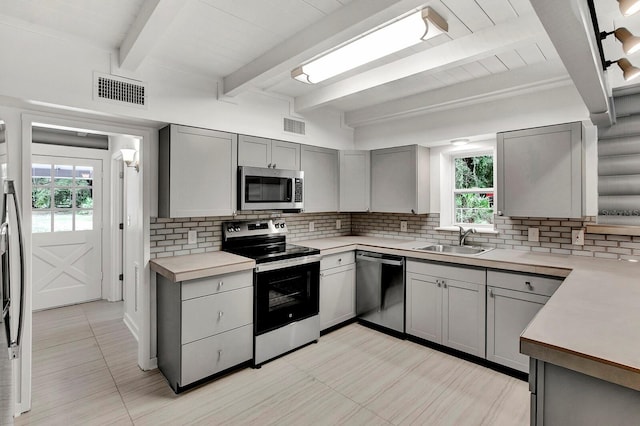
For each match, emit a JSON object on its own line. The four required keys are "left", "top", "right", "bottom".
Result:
{"left": 119, "top": 0, "right": 187, "bottom": 71}
{"left": 530, "top": 0, "right": 612, "bottom": 126}
{"left": 344, "top": 59, "right": 572, "bottom": 127}
{"left": 293, "top": 14, "right": 545, "bottom": 112}
{"left": 222, "top": 0, "right": 430, "bottom": 96}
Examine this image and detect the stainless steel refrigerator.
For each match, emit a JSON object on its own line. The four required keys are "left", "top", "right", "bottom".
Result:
{"left": 1, "top": 180, "right": 25, "bottom": 425}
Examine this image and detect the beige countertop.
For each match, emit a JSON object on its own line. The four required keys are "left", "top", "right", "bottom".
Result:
{"left": 150, "top": 251, "right": 255, "bottom": 282}
{"left": 151, "top": 236, "right": 640, "bottom": 392}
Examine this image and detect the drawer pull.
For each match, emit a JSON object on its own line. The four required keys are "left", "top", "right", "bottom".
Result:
{"left": 218, "top": 349, "right": 223, "bottom": 360}
{"left": 218, "top": 311, "right": 224, "bottom": 319}
{"left": 525, "top": 281, "right": 533, "bottom": 290}
{"left": 338, "top": 258, "right": 342, "bottom": 263}
{"left": 443, "top": 280, "right": 447, "bottom": 289}
{"left": 436, "top": 280, "right": 441, "bottom": 287}
{"left": 218, "top": 281, "right": 224, "bottom": 289}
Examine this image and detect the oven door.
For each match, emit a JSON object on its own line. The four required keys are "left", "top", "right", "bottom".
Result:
{"left": 255, "top": 259, "right": 319, "bottom": 335}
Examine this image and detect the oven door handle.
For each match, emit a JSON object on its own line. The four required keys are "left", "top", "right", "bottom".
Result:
{"left": 255, "top": 254, "right": 321, "bottom": 273}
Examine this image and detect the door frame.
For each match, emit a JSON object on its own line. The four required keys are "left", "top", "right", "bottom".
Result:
{"left": 109, "top": 152, "right": 124, "bottom": 302}
{"left": 19, "top": 112, "right": 154, "bottom": 416}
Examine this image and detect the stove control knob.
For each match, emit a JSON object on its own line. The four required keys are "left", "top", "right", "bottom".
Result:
{"left": 234, "top": 226, "right": 241, "bottom": 232}
{"left": 227, "top": 226, "right": 234, "bottom": 232}
{"left": 274, "top": 223, "right": 280, "bottom": 229}
{"left": 281, "top": 223, "right": 286, "bottom": 228}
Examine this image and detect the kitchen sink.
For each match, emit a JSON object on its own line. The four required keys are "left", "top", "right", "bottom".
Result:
{"left": 413, "top": 244, "right": 493, "bottom": 256}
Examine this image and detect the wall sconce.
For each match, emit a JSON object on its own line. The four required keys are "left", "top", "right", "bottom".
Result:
{"left": 618, "top": 0, "right": 640, "bottom": 16}
{"left": 601, "top": 27, "right": 640, "bottom": 55}
{"left": 120, "top": 148, "right": 139, "bottom": 172}
{"left": 605, "top": 57, "right": 640, "bottom": 81}
{"left": 291, "top": 7, "right": 448, "bottom": 84}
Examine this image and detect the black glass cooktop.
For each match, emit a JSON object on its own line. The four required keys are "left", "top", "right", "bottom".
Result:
{"left": 225, "top": 243, "right": 319, "bottom": 264}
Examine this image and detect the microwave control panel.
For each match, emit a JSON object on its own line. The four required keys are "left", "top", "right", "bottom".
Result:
{"left": 294, "top": 178, "right": 303, "bottom": 202}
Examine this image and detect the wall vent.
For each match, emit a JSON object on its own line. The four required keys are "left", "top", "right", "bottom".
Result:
{"left": 93, "top": 72, "right": 147, "bottom": 108}
{"left": 283, "top": 117, "right": 306, "bottom": 135}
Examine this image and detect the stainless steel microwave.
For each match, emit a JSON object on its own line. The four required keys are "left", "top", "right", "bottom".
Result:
{"left": 238, "top": 166, "right": 304, "bottom": 212}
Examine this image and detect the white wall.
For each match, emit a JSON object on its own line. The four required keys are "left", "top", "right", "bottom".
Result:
{"left": 0, "top": 22, "right": 354, "bottom": 150}
{"left": 353, "top": 85, "right": 589, "bottom": 150}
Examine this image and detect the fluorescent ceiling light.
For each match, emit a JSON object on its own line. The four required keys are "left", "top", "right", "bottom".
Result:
{"left": 618, "top": 0, "right": 640, "bottom": 16}
{"left": 450, "top": 139, "right": 470, "bottom": 146}
{"left": 292, "top": 7, "right": 448, "bottom": 84}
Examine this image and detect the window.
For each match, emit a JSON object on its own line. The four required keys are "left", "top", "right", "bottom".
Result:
{"left": 453, "top": 153, "right": 494, "bottom": 226}
{"left": 32, "top": 163, "right": 94, "bottom": 233}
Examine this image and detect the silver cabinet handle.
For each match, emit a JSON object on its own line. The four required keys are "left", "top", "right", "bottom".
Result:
{"left": 525, "top": 281, "right": 533, "bottom": 290}
{"left": 443, "top": 281, "right": 447, "bottom": 289}
{"left": 272, "top": 163, "right": 276, "bottom": 169}
{"left": 218, "top": 281, "right": 224, "bottom": 290}
{"left": 338, "top": 258, "right": 342, "bottom": 263}
{"left": 436, "top": 280, "right": 441, "bottom": 287}
{"left": 489, "top": 288, "right": 494, "bottom": 297}
{"left": 267, "top": 163, "right": 272, "bottom": 168}
{"left": 218, "top": 311, "right": 224, "bottom": 319}
{"left": 218, "top": 349, "right": 223, "bottom": 360}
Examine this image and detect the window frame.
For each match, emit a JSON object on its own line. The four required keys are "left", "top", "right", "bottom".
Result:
{"left": 438, "top": 143, "right": 497, "bottom": 231}
{"left": 451, "top": 151, "right": 495, "bottom": 227}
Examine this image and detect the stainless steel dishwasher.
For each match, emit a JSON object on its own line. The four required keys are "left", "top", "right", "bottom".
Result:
{"left": 355, "top": 251, "right": 405, "bottom": 333}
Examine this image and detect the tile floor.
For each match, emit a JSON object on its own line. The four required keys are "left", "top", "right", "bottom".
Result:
{"left": 16, "top": 301, "right": 529, "bottom": 425}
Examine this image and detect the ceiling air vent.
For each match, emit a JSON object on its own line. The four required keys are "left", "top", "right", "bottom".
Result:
{"left": 93, "top": 72, "right": 147, "bottom": 108}
{"left": 283, "top": 117, "right": 306, "bottom": 135}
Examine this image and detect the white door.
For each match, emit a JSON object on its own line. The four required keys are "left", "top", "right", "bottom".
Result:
{"left": 31, "top": 157, "right": 102, "bottom": 310}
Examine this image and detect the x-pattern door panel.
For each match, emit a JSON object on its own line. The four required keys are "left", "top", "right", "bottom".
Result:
{"left": 31, "top": 156, "right": 102, "bottom": 310}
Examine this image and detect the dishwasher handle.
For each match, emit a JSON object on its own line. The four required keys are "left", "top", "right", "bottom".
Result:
{"left": 356, "top": 253, "right": 404, "bottom": 266}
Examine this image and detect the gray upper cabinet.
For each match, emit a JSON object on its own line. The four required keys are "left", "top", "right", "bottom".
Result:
{"left": 301, "top": 145, "right": 339, "bottom": 213}
{"left": 339, "top": 150, "right": 370, "bottom": 212}
{"left": 371, "top": 145, "right": 430, "bottom": 214}
{"left": 497, "top": 122, "right": 584, "bottom": 218}
{"left": 238, "top": 135, "right": 300, "bottom": 170}
{"left": 159, "top": 125, "right": 237, "bottom": 218}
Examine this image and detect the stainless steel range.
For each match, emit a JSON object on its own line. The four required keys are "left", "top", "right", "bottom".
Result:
{"left": 222, "top": 219, "right": 320, "bottom": 366}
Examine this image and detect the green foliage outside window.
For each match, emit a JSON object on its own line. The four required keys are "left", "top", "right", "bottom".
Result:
{"left": 454, "top": 155, "right": 494, "bottom": 225}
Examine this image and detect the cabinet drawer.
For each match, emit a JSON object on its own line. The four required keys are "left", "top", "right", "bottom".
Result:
{"left": 487, "top": 270, "right": 562, "bottom": 296}
{"left": 321, "top": 251, "right": 355, "bottom": 270}
{"left": 181, "top": 270, "right": 252, "bottom": 300}
{"left": 181, "top": 324, "right": 252, "bottom": 386}
{"left": 182, "top": 286, "right": 253, "bottom": 344}
{"left": 407, "top": 260, "right": 485, "bottom": 284}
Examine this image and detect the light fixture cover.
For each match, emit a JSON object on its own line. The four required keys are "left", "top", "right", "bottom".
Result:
{"left": 120, "top": 148, "right": 136, "bottom": 164}
{"left": 450, "top": 138, "right": 470, "bottom": 146}
{"left": 614, "top": 27, "right": 640, "bottom": 55}
{"left": 291, "top": 7, "right": 448, "bottom": 84}
{"left": 619, "top": 0, "right": 640, "bottom": 16}
{"left": 617, "top": 58, "right": 640, "bottom": 81}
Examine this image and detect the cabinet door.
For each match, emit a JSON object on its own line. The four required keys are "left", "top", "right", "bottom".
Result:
{"left": 487, "top": 286, "right": 549, "bottom": 372}
{"left": 300, "top": 146, "right": 339, "bottom": 212}
{"left": 339, "top": 150, "right": 370, "bottom": 212}
{"left": 406, "top": 272, "right": 442, "bottom": 343}
{"left": 238, "top": 135, "right": 270, "bottom": 168}
{"left": 271, "top": 140, "right": 300, "bottom": 170}
{"left": 370, "top": 145, "right": 429, "bottom": 214}
{"left": 319, "top": 264, "right": 356, "bottom": 330}
{"left": 162, "top": 126, "right": 237, "bottom": 217}
{"left": 497, "top": 122, "right": 583, "bottom": 218}
{"left": 442, "top": 279, "right": 486, "bottom": 357}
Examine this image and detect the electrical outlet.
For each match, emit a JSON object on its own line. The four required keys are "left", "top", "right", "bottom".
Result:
{"left": 188, "top": 230, "right": 197, "bottom": 245}
{"left": 336, "top": 219, "right": 341, "bottom": 230}
{"left": 309, "top": 221, "right": 315, "bottom": 232}
{"left": 400, "top": 221, "right": 408, "bottom": 232}
{"left": 528, "top": 228, "right": 539, "bottom": 242}
{"left": 572, "top": 228, "right": 585, "bottom": 246}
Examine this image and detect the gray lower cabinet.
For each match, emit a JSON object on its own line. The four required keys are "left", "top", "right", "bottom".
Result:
{"left": 157, "top": 270, "right": 253, "bottom": 392}
{"left": 486, "top": 270, "right": 562, "bottom": 373}
{"left": 406, "top": 260, "right": 486, "bottom": 357}
{"left": 319, "top": 252, "right": 356, "bottom": 331}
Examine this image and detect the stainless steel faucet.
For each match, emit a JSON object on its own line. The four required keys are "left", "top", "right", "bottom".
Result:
{"left": 457, "top": 225, "right": 476, "bottom": 246}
